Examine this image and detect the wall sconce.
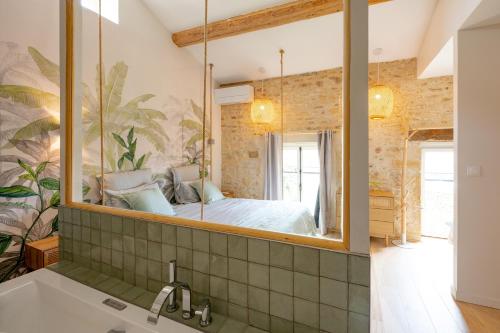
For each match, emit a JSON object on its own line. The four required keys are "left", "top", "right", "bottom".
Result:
{"left": 369, "top": 48, "right": 394, "bottom": 120}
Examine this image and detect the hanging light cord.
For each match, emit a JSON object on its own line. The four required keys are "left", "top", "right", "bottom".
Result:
{"left": 200, "top": 0, "right": 208, "bottom": 220}
{"left": 209, "top": 63, "right": 214, "bottom": 181}
{"left": 280, "top": 49, "right": 285, "bottom": 198}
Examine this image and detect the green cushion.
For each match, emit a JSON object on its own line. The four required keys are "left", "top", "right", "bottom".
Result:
{"left": 120, "top": 184, "right": 176, "bottom": 216}
{"left": 190, "top": 180, "right": 225, "bottom": 204}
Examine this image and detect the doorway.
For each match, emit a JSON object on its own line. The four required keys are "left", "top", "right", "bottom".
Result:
{"left": 421, "top": 145, "right": 454, "bottom": 238}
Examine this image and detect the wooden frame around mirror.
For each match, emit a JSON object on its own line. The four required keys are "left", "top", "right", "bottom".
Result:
{"left": 62, "top": 0, "right": 352, "bottom": 251}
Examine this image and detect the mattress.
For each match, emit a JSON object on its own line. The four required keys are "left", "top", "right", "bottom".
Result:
{"left": 173, "top": 198, "right": 317, "bottom": 236}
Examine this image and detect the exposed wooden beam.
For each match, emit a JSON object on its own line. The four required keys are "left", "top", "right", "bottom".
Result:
{"left": 172, "top": 0, "right": 391, "bottom": 47}
{"left": 408, "top": 128, "right": 453, "bottom": 141}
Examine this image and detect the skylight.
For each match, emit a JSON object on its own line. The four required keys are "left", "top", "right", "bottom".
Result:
{"left": 81, "top": 0, "right": 119, "bottom": 24}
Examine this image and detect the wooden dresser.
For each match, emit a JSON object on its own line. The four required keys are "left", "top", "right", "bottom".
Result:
{"left": 369, "top": 190, "right": 395, "bottom": 246}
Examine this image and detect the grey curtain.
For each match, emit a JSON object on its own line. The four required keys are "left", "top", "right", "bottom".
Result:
{"left": 264, "top": 132, "right": 283, "bottom": 200}
{"left": 317, "top": 130, "right": 335, "bottom": 235}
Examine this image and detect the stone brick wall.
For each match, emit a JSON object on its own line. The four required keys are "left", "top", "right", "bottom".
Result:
{"left": 221, "top": 58, "right": 453, "bottom": 239}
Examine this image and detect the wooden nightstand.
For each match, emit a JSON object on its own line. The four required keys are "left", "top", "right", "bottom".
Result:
{"left": 25, "top": 236, "right": 59, "bottom": 270}
{"left": 369, "top": 190, "right": 395, "bottom": 246}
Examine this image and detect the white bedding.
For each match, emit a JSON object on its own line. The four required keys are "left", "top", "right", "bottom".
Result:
{"left": 174, "top": 198, "right": 318, "bottom": 236}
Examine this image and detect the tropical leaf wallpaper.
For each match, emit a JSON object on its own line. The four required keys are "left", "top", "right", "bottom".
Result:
{"left": 0, "top": 41, "right": 209, "bottom": 280}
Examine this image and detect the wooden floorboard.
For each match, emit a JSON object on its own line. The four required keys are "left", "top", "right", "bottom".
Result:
{"left": 370, "top": 237, "right": 500, "bottom": 333}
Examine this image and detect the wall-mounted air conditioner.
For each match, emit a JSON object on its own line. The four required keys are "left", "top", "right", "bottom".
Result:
{"left": 214, "top": 85, "right": 254, "bottom": 105}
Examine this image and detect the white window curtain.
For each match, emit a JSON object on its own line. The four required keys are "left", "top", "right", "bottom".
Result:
{"left": 263, "top": 132, "right": 283, "bottom": 200}
{"left": 317, "top": 130, "right": 335, "bottom": 235}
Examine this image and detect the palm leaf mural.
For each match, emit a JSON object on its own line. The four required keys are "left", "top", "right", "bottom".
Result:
{"left": 179, "top": 100, "right": 211, "bottom": 166}
{"left": 0, "top": 85, "right": 59, "bottom": 110}
{"left": 27, "top": 47, "right": 60, "bottom": 87}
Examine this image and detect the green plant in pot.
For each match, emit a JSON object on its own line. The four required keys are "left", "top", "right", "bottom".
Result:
{"left": 0, "top": 160, "right": 60, "bottom": 282}
{"left": 113, "top": 126, "right": 146, "bottom": 171}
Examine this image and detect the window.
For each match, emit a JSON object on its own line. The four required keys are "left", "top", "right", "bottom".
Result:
{"left": 81, "top": 0, "right": 119, "bottom": 24}
{"left": 283, "top": 141, "right": 320, "bottom": 213}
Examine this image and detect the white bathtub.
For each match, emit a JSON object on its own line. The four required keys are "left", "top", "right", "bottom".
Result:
{"left": 0, "top": 269, "right": 200, "bottom": 333}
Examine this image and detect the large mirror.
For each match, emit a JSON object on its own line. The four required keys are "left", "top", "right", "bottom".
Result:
{"left": 69, "top": 0, "right": 348, "bottom": 246}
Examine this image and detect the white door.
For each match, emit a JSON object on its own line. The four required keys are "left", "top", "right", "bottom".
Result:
{"left": 421, "top": 146, "right": 454, "bottom": 238}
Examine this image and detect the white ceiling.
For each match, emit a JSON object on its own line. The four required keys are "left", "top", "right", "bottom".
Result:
{"left": 143, "top": 0, "right": 440, "bottom": 83}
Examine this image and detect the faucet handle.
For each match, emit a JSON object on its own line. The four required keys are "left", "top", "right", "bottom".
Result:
{"left": 194, "top": 299, "right": 212, "bottom": 327}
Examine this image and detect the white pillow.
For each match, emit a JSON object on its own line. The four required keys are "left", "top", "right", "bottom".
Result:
{"left": 102, "top": 169, "right": 153, "bottom": 191}
{"left": 172, "top": 165, "right": 200, "bottom": 182}
{"left": 104, "top": 180, "right": 165, "bottom": 208}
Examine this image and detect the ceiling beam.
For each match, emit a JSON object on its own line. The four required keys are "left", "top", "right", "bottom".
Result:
{"left": 172, "top": 0, "right": 391, "bottom": 47}
{"left": 408, "top": 128, "right": 453, "bottom": 141}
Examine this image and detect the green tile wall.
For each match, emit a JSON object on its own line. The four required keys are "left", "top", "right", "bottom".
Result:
{"left": 58, "top": 206, "right": 370, "bottom": 333}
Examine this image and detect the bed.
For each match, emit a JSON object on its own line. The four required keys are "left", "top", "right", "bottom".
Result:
{"left": 174, "top": 198, "right": 318, "bottom": 236}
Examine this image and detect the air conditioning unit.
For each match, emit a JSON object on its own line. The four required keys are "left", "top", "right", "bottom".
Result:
{"left": 214, "top": 85, "right": 254, "bottom": 105}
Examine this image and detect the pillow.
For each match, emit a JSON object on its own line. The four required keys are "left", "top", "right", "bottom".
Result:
{"left": 118, "top": 183, "right": 176, "bottom": 216}
{"left": 153, "top": 169, "right": 175, "bottom": 203}
{"left": 104, "top": 181, "right": 165, "bottom": 208}
{"left": 101, "top": 169, "right": 153, "bottom": 191}
{"left": 172, "top": 165, "right": 200, "bottom": 182}
{"left": 190, "top": 180, "right": 225, "bottom": 204}
{"left": 174, "top": 180, "right": 200, "bottom": 204}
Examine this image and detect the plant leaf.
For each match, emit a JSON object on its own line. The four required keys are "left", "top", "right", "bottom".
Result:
{"left": 123, "top": 152, "right": 133, "bottom": 162}
{"left": 117, "top": 156, "right": 125, "bottom": 170}
{"left": 0, "top": 234, "right": 12, "bottom": 255}
{"left": 39, "top": 177, "right": 60, "bottom": 190}
{"left": 50, "top": 191, "right": 60, "bottom": 207}
{"left": 127, "top": 126, "right": 134, "bottom": 145}
{"left": 112, "top": 133, "right": 127, "bottom": 149}
{"left": 12, "top": 117, "right": 60, "bottom": 141}
{"left": 35, "top": 161, "right": 49, "bottom": 176}
{"left": 103, "top": 62, "right": 127, "bottom": 114}
{"left": 180, "top": 119, "right": 203, "bottom": 131}
{"left": 0, "top": 185, "right": 38, "bottom": 198}
{"left": 19, "top": 173, "right": 36, "bottom": 182}
{"left": 0, "top": 202, "right": 34, "bottom": 210}
{"left": 129, "top": 139, "right": 137, "bottom": 156}
{"left": 135, "top": 154, "right": 146, "bottom": 170}
{"left": 51, "top": 215, "right": 59, "bottom": 232}
{"left": 0, "top": 85, "right": 59, "bottom": 110}
{"left": 28, "top": 47, "right": 60, "bottom": 87}
{"left": 17, "top": 159, "right": 35, "bottom": 177}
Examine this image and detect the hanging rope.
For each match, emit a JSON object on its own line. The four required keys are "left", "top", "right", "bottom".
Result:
{"left": 98, "top": 0, "right": 105, "bottom": 203}
{"left": 200, "top": 0, "right": 208, "bottom": 220}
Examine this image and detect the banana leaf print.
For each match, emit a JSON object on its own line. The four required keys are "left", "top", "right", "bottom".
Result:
{"left": 179, "top": 100, "right": 211, "bottom": 166}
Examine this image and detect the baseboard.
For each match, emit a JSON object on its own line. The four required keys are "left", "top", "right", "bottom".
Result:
{"left": 455, "top": 290, "right": 500, "bottom": 309}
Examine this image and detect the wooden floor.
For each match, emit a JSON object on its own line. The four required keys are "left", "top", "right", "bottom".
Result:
{"left": 370, "top": 237, "right": 500, "bottom": 333}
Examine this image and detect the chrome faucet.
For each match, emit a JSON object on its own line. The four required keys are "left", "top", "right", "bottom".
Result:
{"left": 148, "top": 259, "right": 212, "bottom": 327}
{"left": 147, "top": 260, "right": 179, "bottom": 325}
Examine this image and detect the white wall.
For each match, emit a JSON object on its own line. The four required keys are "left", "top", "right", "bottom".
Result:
{"left": 455, "top": 24, "right": 500, "bottom": 309}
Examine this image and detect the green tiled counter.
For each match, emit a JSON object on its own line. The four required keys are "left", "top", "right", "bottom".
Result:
{"left": 57, "top": 206, "right": 370, "bottom": 333}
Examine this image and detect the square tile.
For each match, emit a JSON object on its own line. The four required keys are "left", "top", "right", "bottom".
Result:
{"left": 162, "top": 224, "right": 176, "bottom": 245}
{"left": 349, "top": 255, "right": 370, "bottom": 287}
{"left": 71, "top": 209, "right": 81, "bottom": 225}
{"left": 210, "top": 254, "right": 228, "bottom": 278}
{"left": 193, "top": 250, "right": 209, "bottom": 273}
{"left": 320, "top": 304, "right": 347, "bottom": 333}
{"left": 111, "top": 250, "right": 123, "bottom": 269}
{"left": 248, "top": 263, "right": 269, "bottom": 289}
{"left": 111, "top": 215, "right": 122, "bottom": 233}
{"left": 148, "top": 279, "right": 162, "bottom": 293}
{"left": 135, "top": 257, "right": 147, "bottom": 276}
{"left": 348, "top": 312, "right": 369, "bottom": 333}
{"left": 228, "top": 303, "right": 248, "bottom": 323}
{"left": 148, "top": 241, "right": 162, "bottom": 262}
{"left": 100, "top": 214, "right": 111, "bottom": 231}
{"left": 81, "top": 211, "right": 90, "bottom": 227}
{"left": 228, "top": 280, "right": 247, "bottom": 306}
{"left": 294, "top": 272, "right": 319, "bottom": 302}
{"left": 147, "top": 222, "right": 162, "bottom": 242}
{"left": 210, "top": 276, "right": 228, "bottom": 300}
{"left": 123, "top": 218, "right": 134, "bottom": 236}
{"left": 294, "top": 298, "right": 319, "bottom": 329}
{"left": 228, "top": 258, "right": 248, "bottom": 284}
{"left": 320, "top": 250, "right": 348, "bottom": 282}
{"left": 270, "top": 267, "right": 293, "bottom": 296}
{"left": 294, "top": 322, "right": 318, "bottom": 333}
{"left": 90, "top": 212, "right": 100, "bottom": 229}
{"left": 177, "top": 247, "right": 193, "bottom": 269}
{"left": 210, "top": 233, "right": 228, "bottom": 256}
{"left": 211, "top": 299, "right": 228, "bottom": 316}
{"left": 91, "top": 246, "right": 101, "bottom": 262}
{"left": 72, "top": 225, "right": 81, "bottom": 240}
{"left": 161, "top": 244, "right": 176, "bottom": 264}
{"left": 228, "top": 235, "right": 247, "bottom": 260}
{"left": 270, "top": 292, "right": 293, "bottom": 320}
{"left": 123, "top": 270, "right": 135, "bottom": 285}
{"left": 270, "top": 242, "right": 293, "bottom": 270}
{"left": 177, "top": 227, "right": 192, "bottom": 249}
{"left": 147, "top": 260, "right": 162, "bottom": 280}
{"left": 248, "top": 239, "right": 269, "bottom": 265}
{"left": 249, "top": 309, "right": 270, "bottom": 331}
{"left": 294, "top": 246, "right": 319, "bottom": 276}
{"left": 111, "top": 233, "right": 123, "bottom": 251}
{"left": 82, "top": 227, "right": 91, "bottom": 243}
{"left": 124, "top": 253, "right": 135, "bottom": 271}
{"left": 193, "top": 271, "right": 210, "bottom": 295}
{"left": 123, "top": 236, "right": 135, "bottom": 254}
{"left": 219, "top": 318, "right": 247, "bottom": 333}
{"left": 177, "top": 267, "right": 193, "bottom": 286}
{"left": 135, "top": 274, "right": 148, "bottom": 289}
{"left": 136, "top": 239, "right": 148, "bottom": 258}
{"left": 320, "top": 277, "right": 348, "bottom": 309}
{"left": 101, "top": 231, "right": 111, "bottom": 249}
{"left": 270, "top": 316, "right": 293, "bottom": 333}
{"left": 248, "top": 286, "right": 269, "bottom": 313}
{"left": 101, "top": 248, "right": 111, "bottom": 265}
{"left": 64, "top": 224, "right": 72, "bottom": 239}
{"left": 348, "top": 284, "right": 370, "bottom": 315}
{"left": 193, "top": 229, "right": 209, "bottom": 252}
{"left": 134, "top": 220, "right": 148, "bottom": 239}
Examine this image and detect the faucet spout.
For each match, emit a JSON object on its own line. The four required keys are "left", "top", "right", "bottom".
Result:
{"left": 147, "top": 284, "right": 178, "bottom": 325}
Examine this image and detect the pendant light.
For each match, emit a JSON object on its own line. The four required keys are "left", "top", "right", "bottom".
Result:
{"left": 251, "top": 68, "right": 274, "bottom": 124}
{"left": 369, "top": 48, "right": 394, "bottom": 120}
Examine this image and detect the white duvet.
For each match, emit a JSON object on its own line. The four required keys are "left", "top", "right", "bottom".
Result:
{"left": 174, "top": 198, "right": 318, "bottom": 236}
